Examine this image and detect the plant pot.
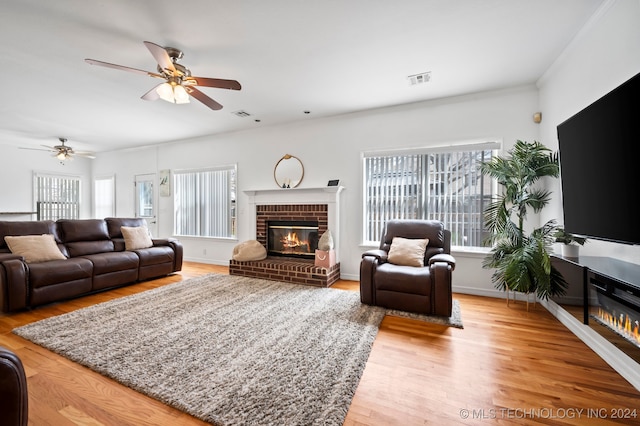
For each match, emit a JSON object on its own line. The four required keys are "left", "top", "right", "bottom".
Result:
{"left": 561, "top": 244, "right": 580, "bottom": 259}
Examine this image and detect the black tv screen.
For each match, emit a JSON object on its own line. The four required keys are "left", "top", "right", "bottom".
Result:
{"left": 557, "top": 71, "right": 640, "bottom": 245}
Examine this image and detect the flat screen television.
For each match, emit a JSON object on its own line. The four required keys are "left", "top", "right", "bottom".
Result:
{"left": 557, "top": 71, "right": 640, "bottom": 245}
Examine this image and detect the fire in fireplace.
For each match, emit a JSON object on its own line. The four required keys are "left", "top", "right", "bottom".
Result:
{"left": 267, "top": 220, "right": 319, "bottom": 259}
{"left": 591, "top": 291, "right": 640, "bottom": 349}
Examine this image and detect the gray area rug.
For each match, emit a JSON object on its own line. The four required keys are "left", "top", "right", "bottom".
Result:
{"left": 13, "top": 274, "right": 464, "bottom": 425}
{"left": 14, "top": 274, "right": 386, "bottom": 426}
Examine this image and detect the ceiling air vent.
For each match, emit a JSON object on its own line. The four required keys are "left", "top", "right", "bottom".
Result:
{"left": 407, "top": 71, "right": 431, "bottom": 86}
{"left": 232, "top": 110, "right": 252, "bottom": 118}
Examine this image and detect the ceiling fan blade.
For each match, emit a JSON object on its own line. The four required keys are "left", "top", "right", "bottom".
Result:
{"left": 76, "top": 152, "right": 96, "bottom": 159}
{"left": 40, "top": 145, "right": 56, "bottom": 151}
{"left": 186, "top": 86, "right": 223, "bottom": 110}
{"left": 85, "top": 59, "right": 164, "bottom": 78}
{"left": 144, "top": 41, "right": 176, "bottom": 74}
{"left": 18, "top": 146, "right": 52, "bottom": 152}
{"left": 141, "top": 84, "right": 162, "bottom": 101}
{"left": 186, "top": 77, "right": 241, "bottom": 91}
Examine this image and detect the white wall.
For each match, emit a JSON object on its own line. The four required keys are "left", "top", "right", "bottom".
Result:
{"left": 89, "top": 84, "right": 542, "bottom": 297}
{"left": 0, "top": 146, "right": 92, "bottom": 219}
{"left": 539, "top": 0, "right": 640, "bottom": 266}
{"left": 535, "top": 0, "right": 640, "bottom": 388}
{"left": 109, "top": 147, "right": 159, "bottom": 218}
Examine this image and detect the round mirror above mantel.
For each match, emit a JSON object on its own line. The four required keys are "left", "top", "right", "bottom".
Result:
{"left": 274, "top": 154, "right": 304, "bottom": 188}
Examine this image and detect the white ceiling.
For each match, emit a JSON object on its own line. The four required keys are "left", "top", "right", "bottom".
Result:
{"left": 1, "top": 0, "right": 603, "bottom": 154}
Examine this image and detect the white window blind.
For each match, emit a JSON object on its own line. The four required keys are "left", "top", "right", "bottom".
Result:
{"left": 35, "top": 173, "right": 81, "bottom": 220}
{"left": 363, "top": 143, "right": 497, "bottom": 247}
{"left": 173, "top": 165, "right": 236, "bottom": 238}
{"left": 94, "top": 175, "right": 115, "bottom": 218}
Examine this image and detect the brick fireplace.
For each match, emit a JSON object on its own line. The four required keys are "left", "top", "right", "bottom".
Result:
{"left": 230, "top": 186, "right": 343, "bottom": 287}
{"left": 256, "top": 204, "right": 326, "bottom": 249}
{"left": 266, "top": 220, "right": 319, "bottom": 259}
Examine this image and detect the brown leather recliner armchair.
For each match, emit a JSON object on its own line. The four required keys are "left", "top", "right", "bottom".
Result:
{"left": 0, "top": 346, "right": 28, "bottom": 426}
{"left": 360, "top": 220, "right": 456, "bottom": 317}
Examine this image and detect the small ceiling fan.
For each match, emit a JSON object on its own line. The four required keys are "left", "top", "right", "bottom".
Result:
{"left": 21, "top": 138, "right": 96, "bottom": 161}
{"left": 85, "top": 41, "right": 241, "bottom": 110}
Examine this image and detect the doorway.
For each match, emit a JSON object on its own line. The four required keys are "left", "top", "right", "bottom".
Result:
{"left": 134, "top": 173, "right": 157, "bottom": 237}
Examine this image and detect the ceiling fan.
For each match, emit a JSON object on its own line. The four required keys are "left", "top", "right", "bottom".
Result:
{"left": 20, "top": 138, "right": 96, "bottom": 161}
{"left": 85, "top": 41, "right": 241, "bottom": 110}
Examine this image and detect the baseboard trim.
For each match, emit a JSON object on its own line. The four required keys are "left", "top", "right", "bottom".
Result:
{"left": 340, "top": 273, "right": 359, "bottom": 281}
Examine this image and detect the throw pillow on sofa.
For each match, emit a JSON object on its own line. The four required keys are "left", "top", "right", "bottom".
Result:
{"left": 4, "top": 234, "right": 66, "bottom": 263}
{"left": 121, "top": 226, "right": 153, "bottom": 250}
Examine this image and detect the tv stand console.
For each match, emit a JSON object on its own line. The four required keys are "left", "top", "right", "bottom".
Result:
{"left": 551, "top": 255, "right": 640, "bottom": 325}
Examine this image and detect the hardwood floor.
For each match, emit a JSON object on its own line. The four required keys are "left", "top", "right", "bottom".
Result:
{"left": 1, "top": 262, "right": 639, "bottom": 425}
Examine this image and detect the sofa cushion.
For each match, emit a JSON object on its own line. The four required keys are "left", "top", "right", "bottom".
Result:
{"left": 28, "top": 258, "right": 94, "bottom": 307}
{"left": 375, "top": 262, "right": 432, "bottom": 295}
{"left": 82, "top": 251, "right": 139, "bottom": 275}
{"left": 4, "top": 234, "right": 66, "bottom": 263}
{"left": 105, "top": 217, "right": 148, "bottom": 238}
{"left": 82, "top": 251, "right": 140, "bottom": 290}
{"left": 28, "top": 258, "right": 93, "bottom": 289}
{"left": 121, "top": 226, "right": 153, "bottom": 250}
{"left": 0, "top": 220, "right": 59, "bottom": 250}
{"left": 58, "top": 219, "right": 110, "bottom": 242}
{"left": 65, "top": 240, "right": 115, "bottom": 258}
{"left": 387, "top": 237, "right": 429, "bottom": 267}
{"left": 134, "top": 246, "right": 174, "bottom": 266}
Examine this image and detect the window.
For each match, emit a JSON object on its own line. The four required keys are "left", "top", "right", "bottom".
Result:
{"left": 94, "top": 175, "right": 115, "bottom": 218}
{"left": 134, "top": 174, "right": 155, "bottom": 219}
{"left": 363, "top": 142, "right": 498, "bottom": 248}
{"left": 173, "top": 165, "right": 237, "bottom": 238}
{"left": 35, "top": 172, "right": 81, "bottom": 220}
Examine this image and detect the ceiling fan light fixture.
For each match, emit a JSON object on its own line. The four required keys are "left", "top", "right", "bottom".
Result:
{"left": 156, "top": 82, "right": 190, "bottom": 104}
{"left": 56, "top": 151, "right": 67, "bottom": 160}
{"left": 173, "top": 85, "right": 190, "bottom": 104}
{"left": 156, "top": 82, "right": 175, "bottom": 103}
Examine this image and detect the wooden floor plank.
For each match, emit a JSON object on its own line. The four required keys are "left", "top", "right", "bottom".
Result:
{"left": 1, "top": 262, "right": 638, "bottom": 425}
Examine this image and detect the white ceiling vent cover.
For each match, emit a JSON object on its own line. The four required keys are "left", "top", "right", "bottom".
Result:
{"left": 408, "top": 72, "right": 431, "bottom": 86}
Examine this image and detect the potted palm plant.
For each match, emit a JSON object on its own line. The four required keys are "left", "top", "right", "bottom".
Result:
{"left": 480, "top": 140, "right": 567, "bottom": 301}
{"left": 554, "top": 227, "right": 587, "bottom": 259}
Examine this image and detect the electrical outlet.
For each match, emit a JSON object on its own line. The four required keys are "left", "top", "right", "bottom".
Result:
{"left": 203, "top": 249, "right": 207, "bottom": 255}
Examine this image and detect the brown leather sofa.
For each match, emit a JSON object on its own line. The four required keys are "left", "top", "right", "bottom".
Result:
{"left": 0, "top": 346, "right": 28, "bottom": 426}
{"left": 0, "top": 218, "right": 183, "bottom": 312}
{"left": 360, "top": 219, "right": 456, "bottom": 317}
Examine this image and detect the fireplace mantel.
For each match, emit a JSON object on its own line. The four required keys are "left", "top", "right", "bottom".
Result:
{"left": 243, "top": 186, "right": 344, "bottom": 262}
{"left": 244, "top": 186, "right": 344, "bottom": 203}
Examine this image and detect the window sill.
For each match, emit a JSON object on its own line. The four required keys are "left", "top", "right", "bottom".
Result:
{"left": 360, "top": 243, "right": 489, "bottom": 257}
{"left": 173, "top": 235, "right": 239, "bottom": 243}
{"left": 451, "top": 247, "right": 490, "bottom": 258}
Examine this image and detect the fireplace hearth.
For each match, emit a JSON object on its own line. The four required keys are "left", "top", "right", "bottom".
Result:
{"left": 267, "top": 220, "right": 319, "bottom": 259}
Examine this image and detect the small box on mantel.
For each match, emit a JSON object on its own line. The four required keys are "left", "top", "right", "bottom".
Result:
{"left": 314, "top": 249, "right": 336, "bottom": 268}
